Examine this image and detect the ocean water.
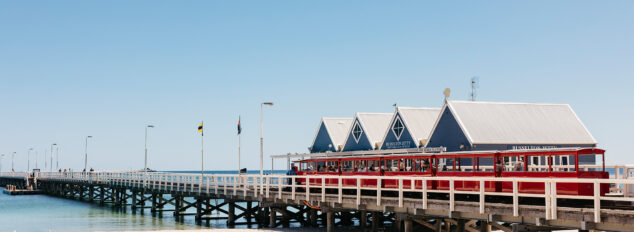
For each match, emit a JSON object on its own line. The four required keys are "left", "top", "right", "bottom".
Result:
{"left": 0, "top": 170, "right": 288, "bottom": 232}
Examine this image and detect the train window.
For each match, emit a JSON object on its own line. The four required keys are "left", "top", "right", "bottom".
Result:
{"left": 300, "top": 162, "right": 309, "bottom": 172}
{"left": 527, "top": 155, "right": 547, "bottom": 172}
{"left": 415, "top": 158, "right": 432, "bottom": 172}
{"left": 404, "top": 159, "right": 414, "bottom": 171}
{"left": 438, "top": 158, "right": 454, "bottom": 171}
{"left": 456, "top": 157, "right": 473, "bottom": 172}
{"left": 342, "top": 160, "right": 354, "bottom": 173}
{"left": 355, "top": 160, "right": 368, "bottom": 172}
{"left": 367, "top": 160, "right": 380, "bottom": 172}
{"left": 475, "top": 157, "right": 494, "bottom": 172}
{"left": 384, "top": 159, "right": 398, "bottom": 172}
{"left": 578, "top": 153, "right": 603, "bottom": 171}
{"left": 303, "top": 161, "right": 315, "bottom": 172}
{"left": 503, "top": 156, "right": 524, "bottom": 172}
{"left": 316, "top": 161, "right": 326, "bottom": 172}
{"left": 326, "top": 161, "right": 339, "bottom": 172}
{"left": 551, "top": 155, "right": 575, "bottom": 172}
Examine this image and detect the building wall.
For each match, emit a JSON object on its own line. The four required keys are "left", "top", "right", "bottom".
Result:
{"left": 426, "top": 107, "right": 471, "bottom": 152}
{"left": 342, "top": 119, "right": 373, "bottom": 151}
{"left": 310, "top": 123, "right": 336, "bottom": 153}
{"left": 381, "top": 112, "right": 417, "bottom": 150}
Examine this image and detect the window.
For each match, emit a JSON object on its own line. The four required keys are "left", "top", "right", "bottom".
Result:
{"left": 355, "top": 160, "right": 368, "bottom": 172}
{"left": 316, "top": 161, "right": 326, "bottom": 172}
{"left": 325, "top": 161, "right": 339, "bottom": 172}
{"left": 352, "top": 121, "right": 363, "bottom": 143}
{"left": 476, "top": 157, "right": 494, "bottom": 172}
{"left": 456, "top": 157, "right": 474, "bottom": 172}
{"left": 384, "top": 159, "right": 400, "bottom": 172}
{"left": 416, "top": 158, "right": 432, "bottom": 172}
{"left": 551, "top": 155, "right": 575, "bottom": 172}
{"left": 527, "top": 155, "right": 547, "bottom": 172}
{"left": 579, "top": 153, "right": 602, "bottom": 171}
{"left": 438, "top": 158, "right": 454, "bottom": 171}
{"left": 342, "top": 160, "right": 354, "bottom": 173}
{"left": 392, "top": 116, "right": 405, "bottom": 140}
{"left": 302, "top": 161, "right": 315, "bottom": 172}
{"left": 367, "top": 160, "right": 380, "bottom": 172}
{"left": 503, "top": 156, "right": 524, "bottom": 172}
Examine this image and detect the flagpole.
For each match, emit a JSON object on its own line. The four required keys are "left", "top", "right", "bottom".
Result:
{"left": 238, "top": 116, "right": 242, "bottom": 175}
{"left": 201, "top": 121, "right": 204, "bottom": 179}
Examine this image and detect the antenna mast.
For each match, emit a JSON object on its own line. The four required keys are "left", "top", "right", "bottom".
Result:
{"left": 470, "top": 76, "right": 479, "bottom": 101}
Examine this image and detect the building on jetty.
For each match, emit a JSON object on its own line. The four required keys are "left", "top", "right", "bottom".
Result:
{"left": 341, "top": 113, "right": 392, "bottom": 152}
{"left": 309, "top": 117, "right": 352, "bottom": 153}
{"left": 426, "top": 100, "right": 597, "bottom": 152}
{"left": 380, "top": 107, "right": 441, "bottom": 150}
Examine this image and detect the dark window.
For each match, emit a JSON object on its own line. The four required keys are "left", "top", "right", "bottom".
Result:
{"left": 392, "top": 117, "right": 404, "bottom": 139}
{"left": 352, "top": 122, "right": 363, "bottom": 143}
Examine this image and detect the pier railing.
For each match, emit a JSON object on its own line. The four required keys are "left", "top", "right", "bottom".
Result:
{"left": 10, "top": 171, "right": 632, "bottom": 224}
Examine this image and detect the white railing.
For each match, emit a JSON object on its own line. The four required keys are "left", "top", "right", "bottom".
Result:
{"left": 9, "top": 171, "right": 634, "bottom": 224}
{"left": 0, "top": 172, "right": 29, "bottom": 178}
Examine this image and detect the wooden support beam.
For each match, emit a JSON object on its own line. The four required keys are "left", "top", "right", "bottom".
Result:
{"left": 326, "top": 211, "right": 334, "bottom": 232}
{"left": 360, "top": 210, "right": 367, "bottom": 232}
{"left": 414, "top": 219, "right": 436, "bottom": 231}
{"left": 490, "top": 222, "right": 511, "bottom": 232}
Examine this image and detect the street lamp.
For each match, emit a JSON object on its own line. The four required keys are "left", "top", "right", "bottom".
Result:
{"left": 84, "top": 136, "right": 93, "bottom": 171}
{"left": 260, "top": 102, "right": 274, "bottom": 176}
{"left": 0, "top": 154, "right": 4, "bottom": 173}
{"left": 27, "top": 148, "right": 33, "bottom": 172}
{"left": 144, "top": 125, "right": 155, "bottom": 173}
{"left": 50, "top": 143, "right": 57, "bottom": 172}
{"left": 55, "top": 145, "right": 59, "bottom": 170}
{"left": 12, "top": 152, "right": 16, "bottom": 172}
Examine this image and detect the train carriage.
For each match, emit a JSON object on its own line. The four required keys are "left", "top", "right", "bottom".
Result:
{"left": 295, "top": 148, "right": 608, "bottom": 196}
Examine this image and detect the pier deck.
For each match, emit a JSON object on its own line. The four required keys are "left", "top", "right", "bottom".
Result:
{"left": 2, "top": 171, "right": 634, "bottom": 231}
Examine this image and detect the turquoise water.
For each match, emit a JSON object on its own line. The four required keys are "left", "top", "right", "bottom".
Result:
{"left": 0, "top": 170, "right": 289, "bottom": 232}
{"left": 0, "top": 187, "right": 205, "bottom": 232}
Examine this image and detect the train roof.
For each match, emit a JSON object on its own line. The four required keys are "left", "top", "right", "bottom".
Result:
{"left": 279, "top": 147, "right": 603, "bottom": 161}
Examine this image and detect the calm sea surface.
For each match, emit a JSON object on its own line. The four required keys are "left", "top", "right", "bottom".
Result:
{"left": 0, "top": 170, "right": 286, "bottom": 232}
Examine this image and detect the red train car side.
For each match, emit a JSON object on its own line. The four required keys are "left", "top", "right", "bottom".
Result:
{"left": 295, "top": 148, "right": 609, "bottom": 196}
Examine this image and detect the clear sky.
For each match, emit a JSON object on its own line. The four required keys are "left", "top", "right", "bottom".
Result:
{"left": 1, "top": 1, "right": 633, "bottom": 171}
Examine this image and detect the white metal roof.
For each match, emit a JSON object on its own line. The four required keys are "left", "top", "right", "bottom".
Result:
{"left": 440, "top": 100, "right": 597, "bottom": 145}
{"left": 348, "top": 113, "right": 393, "bottom": 147}
{"left": 389, "top": 107, "right": 442, "bottom": 144}
{"left": 321, "top": 117, "right": 353, "bottom": 149}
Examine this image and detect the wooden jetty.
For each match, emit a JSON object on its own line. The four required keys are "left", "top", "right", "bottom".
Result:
{"left": 2, "top": 171, "right": 634, "bottom": 232}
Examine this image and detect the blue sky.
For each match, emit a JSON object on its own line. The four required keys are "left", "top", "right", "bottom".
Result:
{"left": 1, "top": 1, "right": 633, "bottom": 171}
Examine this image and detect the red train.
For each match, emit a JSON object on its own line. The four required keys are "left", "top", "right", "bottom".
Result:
{"left": 294, "top": 148, "right": 609, "bottom": 196}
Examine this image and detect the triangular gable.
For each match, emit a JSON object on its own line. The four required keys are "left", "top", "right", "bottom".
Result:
{"left": 341, "top": 117, "right": 373, "bottom": 151}
{"left": 426, "top": 105, "right": 472, "bottom": 151}
{"left": 381, "top": 111, "right": 417, "bottom": 149}
{"left": 309, "top": 117, "right": 353, "bottom": 153}
{"left": 381, "top": 107, "right": 441, "bottom": 150}
{"left": 322, "top": 118, "right": 353, "bottom": 150}
{"left": 310, "top": 120, "right": 336, "bottom": 153}
{"left": 341, "top": 113, "right": 392, "bottom": 151}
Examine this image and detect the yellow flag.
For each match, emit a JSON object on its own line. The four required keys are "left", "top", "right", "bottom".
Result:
{"left": 197, "top": 122, "right": 203, "bottom": 134}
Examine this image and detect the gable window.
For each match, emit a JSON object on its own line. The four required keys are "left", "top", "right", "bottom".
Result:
{"left": 352, "top": 121, "right": 363, "bottom": 143}
{"left": 392, "top": 116, "right": 404, "bottom": 140}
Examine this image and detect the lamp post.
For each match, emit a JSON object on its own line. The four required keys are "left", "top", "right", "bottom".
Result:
{"left": 50, "top": 143, "right": 57, "bottom": 172}
{"left": 55, "top": 145, "right": 59, "bottom": 170}
{"left": 144, "top": 125, "right": 155, "bottom": 173}
{"left": 12, "top": 152, "right": 16, "bottom": 172}
{"left": 260, "top": 102, "right": 274, "bottom": 176}
{"left": 84, "top": 136, "right": 93, "bottom": 171}
{"left": 28, "top": 148, "right": 33, "bottom": 172}
{"left": 1, "top": 154, "right": 4, "bottom": 173}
